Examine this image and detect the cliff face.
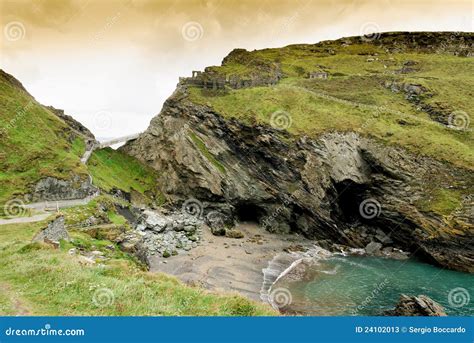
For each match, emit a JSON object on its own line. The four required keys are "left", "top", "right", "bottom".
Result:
{"left": 122, "top": 32, "right": 473, "bottom": 273}
{"left": 121, "top": 87, "right": 473, "bottom": 272}
{"left": 45, "top": 105, "right": 95, "bottom": 141}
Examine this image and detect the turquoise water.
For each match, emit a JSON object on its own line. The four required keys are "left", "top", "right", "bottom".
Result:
{"left": 282, "top": 256, "right": 473, "bottom": 316}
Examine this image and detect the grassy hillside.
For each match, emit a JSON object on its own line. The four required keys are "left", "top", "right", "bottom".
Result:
{"left": 0, "top": 70, "right": 88, "bottom": 204}
{"left": 0, "top": 69, "right": 162, "bottom": 208}
{"left": 87, "top": 147, "right": 165, "bottom": 205}
{"left": 0, "top": 70, "right": 240, "bottom": 315}
{"left": 188, "top": 34, "right": 473, "bottom": 169}
{"left": 0, "top": 219, "right": 275, "bottom": 315}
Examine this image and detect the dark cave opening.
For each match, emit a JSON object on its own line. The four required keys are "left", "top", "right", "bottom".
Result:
{"left": 235, "top": 203, "right": 265, "bottom": 223}
{"left": 334, "top": 180, "right": 369, "bottom": 224}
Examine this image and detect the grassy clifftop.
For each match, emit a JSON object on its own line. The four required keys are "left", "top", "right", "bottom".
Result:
{"left": 188, "top": 32, "right": 473, "bottom": 169}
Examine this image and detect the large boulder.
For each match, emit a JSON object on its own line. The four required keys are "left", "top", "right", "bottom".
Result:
{"left": 33, "top": 216, "right": 69, "bottom": 246}
{"left": 385, "top": 294, "right": 447, "bottom": 316}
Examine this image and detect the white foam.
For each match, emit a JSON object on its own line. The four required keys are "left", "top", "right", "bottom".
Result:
{"left": 260, "top": 245, "right": 333, "bottom": 305}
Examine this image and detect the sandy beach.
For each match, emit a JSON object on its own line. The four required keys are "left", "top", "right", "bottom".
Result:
{"left": 149, "top": 222, "right": 312, "bottom": 301}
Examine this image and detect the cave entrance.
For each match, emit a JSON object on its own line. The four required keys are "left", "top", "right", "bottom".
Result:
{"left": 235, "top": 203, "right": 265, "bottom": 223}
{"left": 334, "top": 180, "right": 368, "bottom": 223}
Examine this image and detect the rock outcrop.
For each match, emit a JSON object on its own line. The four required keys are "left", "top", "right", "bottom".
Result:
{"left": 32, "top": 175, "right": 97, "bottom": 201}
{"left": 385, "top": 294, "right": 447, "bottom": 316}
{"left": 121, "top": 84, "right": 473, "bottom": 273}
{"left": 33, "top": 216, "right": 69, "bottom": 246}
{"left": 45, "top": 106, "right": 95, "bottom": 140}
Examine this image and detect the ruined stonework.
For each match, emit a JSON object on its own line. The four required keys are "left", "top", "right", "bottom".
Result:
{"left": 179, "top": 50, "right": 283, "bottom": 90}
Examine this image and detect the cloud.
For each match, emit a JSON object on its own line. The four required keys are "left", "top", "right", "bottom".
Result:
{"left": 0, "top": 0, "right": 472, "bottom": 138}
{"left": 0, "top": 0, "right": 86, "bottom": 29}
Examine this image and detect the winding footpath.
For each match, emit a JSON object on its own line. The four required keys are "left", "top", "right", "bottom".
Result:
{"left": 0, "top": 195, "right": 99, "bottom": 225}
{"left": 0, "top": 138, "right": 99, "bottom": 226}
{"left": 1, "top": 133, "right": 141, "bottom": 226}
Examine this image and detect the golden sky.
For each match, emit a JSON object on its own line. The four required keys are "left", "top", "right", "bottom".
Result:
{"left": 1, "top": 0, "right": 473, "bottom": 138}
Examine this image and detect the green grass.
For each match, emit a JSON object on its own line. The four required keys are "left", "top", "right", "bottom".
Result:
{"left": 87, "top": 148, "right": 165, "bottom": 205}
{"left": 0, "top": 220, "right": 276, "bottom": 316}
{"left": 61, "top": 195, "right": 118, "bottom": 227}
{"left": 0, "top": 287, "right": 18, "bottom": 315}
{"left": 417, "top": 189, "right": 463, "bottom": 217}
{"left": 107, "top": 210, "right": 127, "bottom": 225}
{"left": 71, "top": 137, "right": 86, "bottom": 158}
{"left": 0, "top": 71, "right": 88, "bottom": 204}
{"left": 188, "top": 44, "right": 473, "bottom": 169}
{"left": 188, "top": 131, "right": 226, "bottom": 174}
{"left": 0, "top": 70, "right": 164, "bottom": 209}
{"left": 62, "top": 195, "right": 132, "bottom": 229}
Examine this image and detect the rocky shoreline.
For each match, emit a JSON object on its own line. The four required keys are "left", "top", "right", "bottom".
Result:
{"left": 38, "top": 205, "right": 465, "bottom": 316}
{"left": 116, "top": 205, "right": 414, "bottom": 305}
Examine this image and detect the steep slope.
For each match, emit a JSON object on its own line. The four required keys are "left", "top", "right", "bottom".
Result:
{"left": 0, "top": 69, "right": 95, "bottom": 206}
{"left": 122, "top": 32, "right": 473, "bottom": 273}
{"left": 0, "top": 69, "right": 161, "bottom": 210}
{"left": 87, "top": 147, "right": 164, "bottom": 205}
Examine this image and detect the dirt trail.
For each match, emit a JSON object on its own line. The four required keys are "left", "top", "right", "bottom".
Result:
{"left": 0, "top": 282, "right": 31, "bottom": 315}
{"left": 0, "top": 213, "right": 52, "bottom": 225}
{"left": 0, "top": 193, "right": 99, "bottom": 226}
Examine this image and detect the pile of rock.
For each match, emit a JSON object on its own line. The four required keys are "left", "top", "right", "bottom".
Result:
{"left": 134, "top": 210, "right": 202, "bottom": 258}
{"left": 343, "top": 226, "right": 410, "bottom": 260}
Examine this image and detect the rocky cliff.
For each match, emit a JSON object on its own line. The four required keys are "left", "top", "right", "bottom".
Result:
{"left": 121, "top": 32, "right": 473, "bottom": 273}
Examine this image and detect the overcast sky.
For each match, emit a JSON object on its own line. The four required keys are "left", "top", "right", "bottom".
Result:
{"left": 1, "top": 0, "right": 473, "bottom": 140}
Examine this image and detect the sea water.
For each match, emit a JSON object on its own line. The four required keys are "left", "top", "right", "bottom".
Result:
{"left": 279, "top": 255, "right": 473, "bottom": 316}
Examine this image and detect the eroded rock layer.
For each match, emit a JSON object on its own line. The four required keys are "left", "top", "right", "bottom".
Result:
{"left": 121, "top": 85, "right": 473, "bottom": 273}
